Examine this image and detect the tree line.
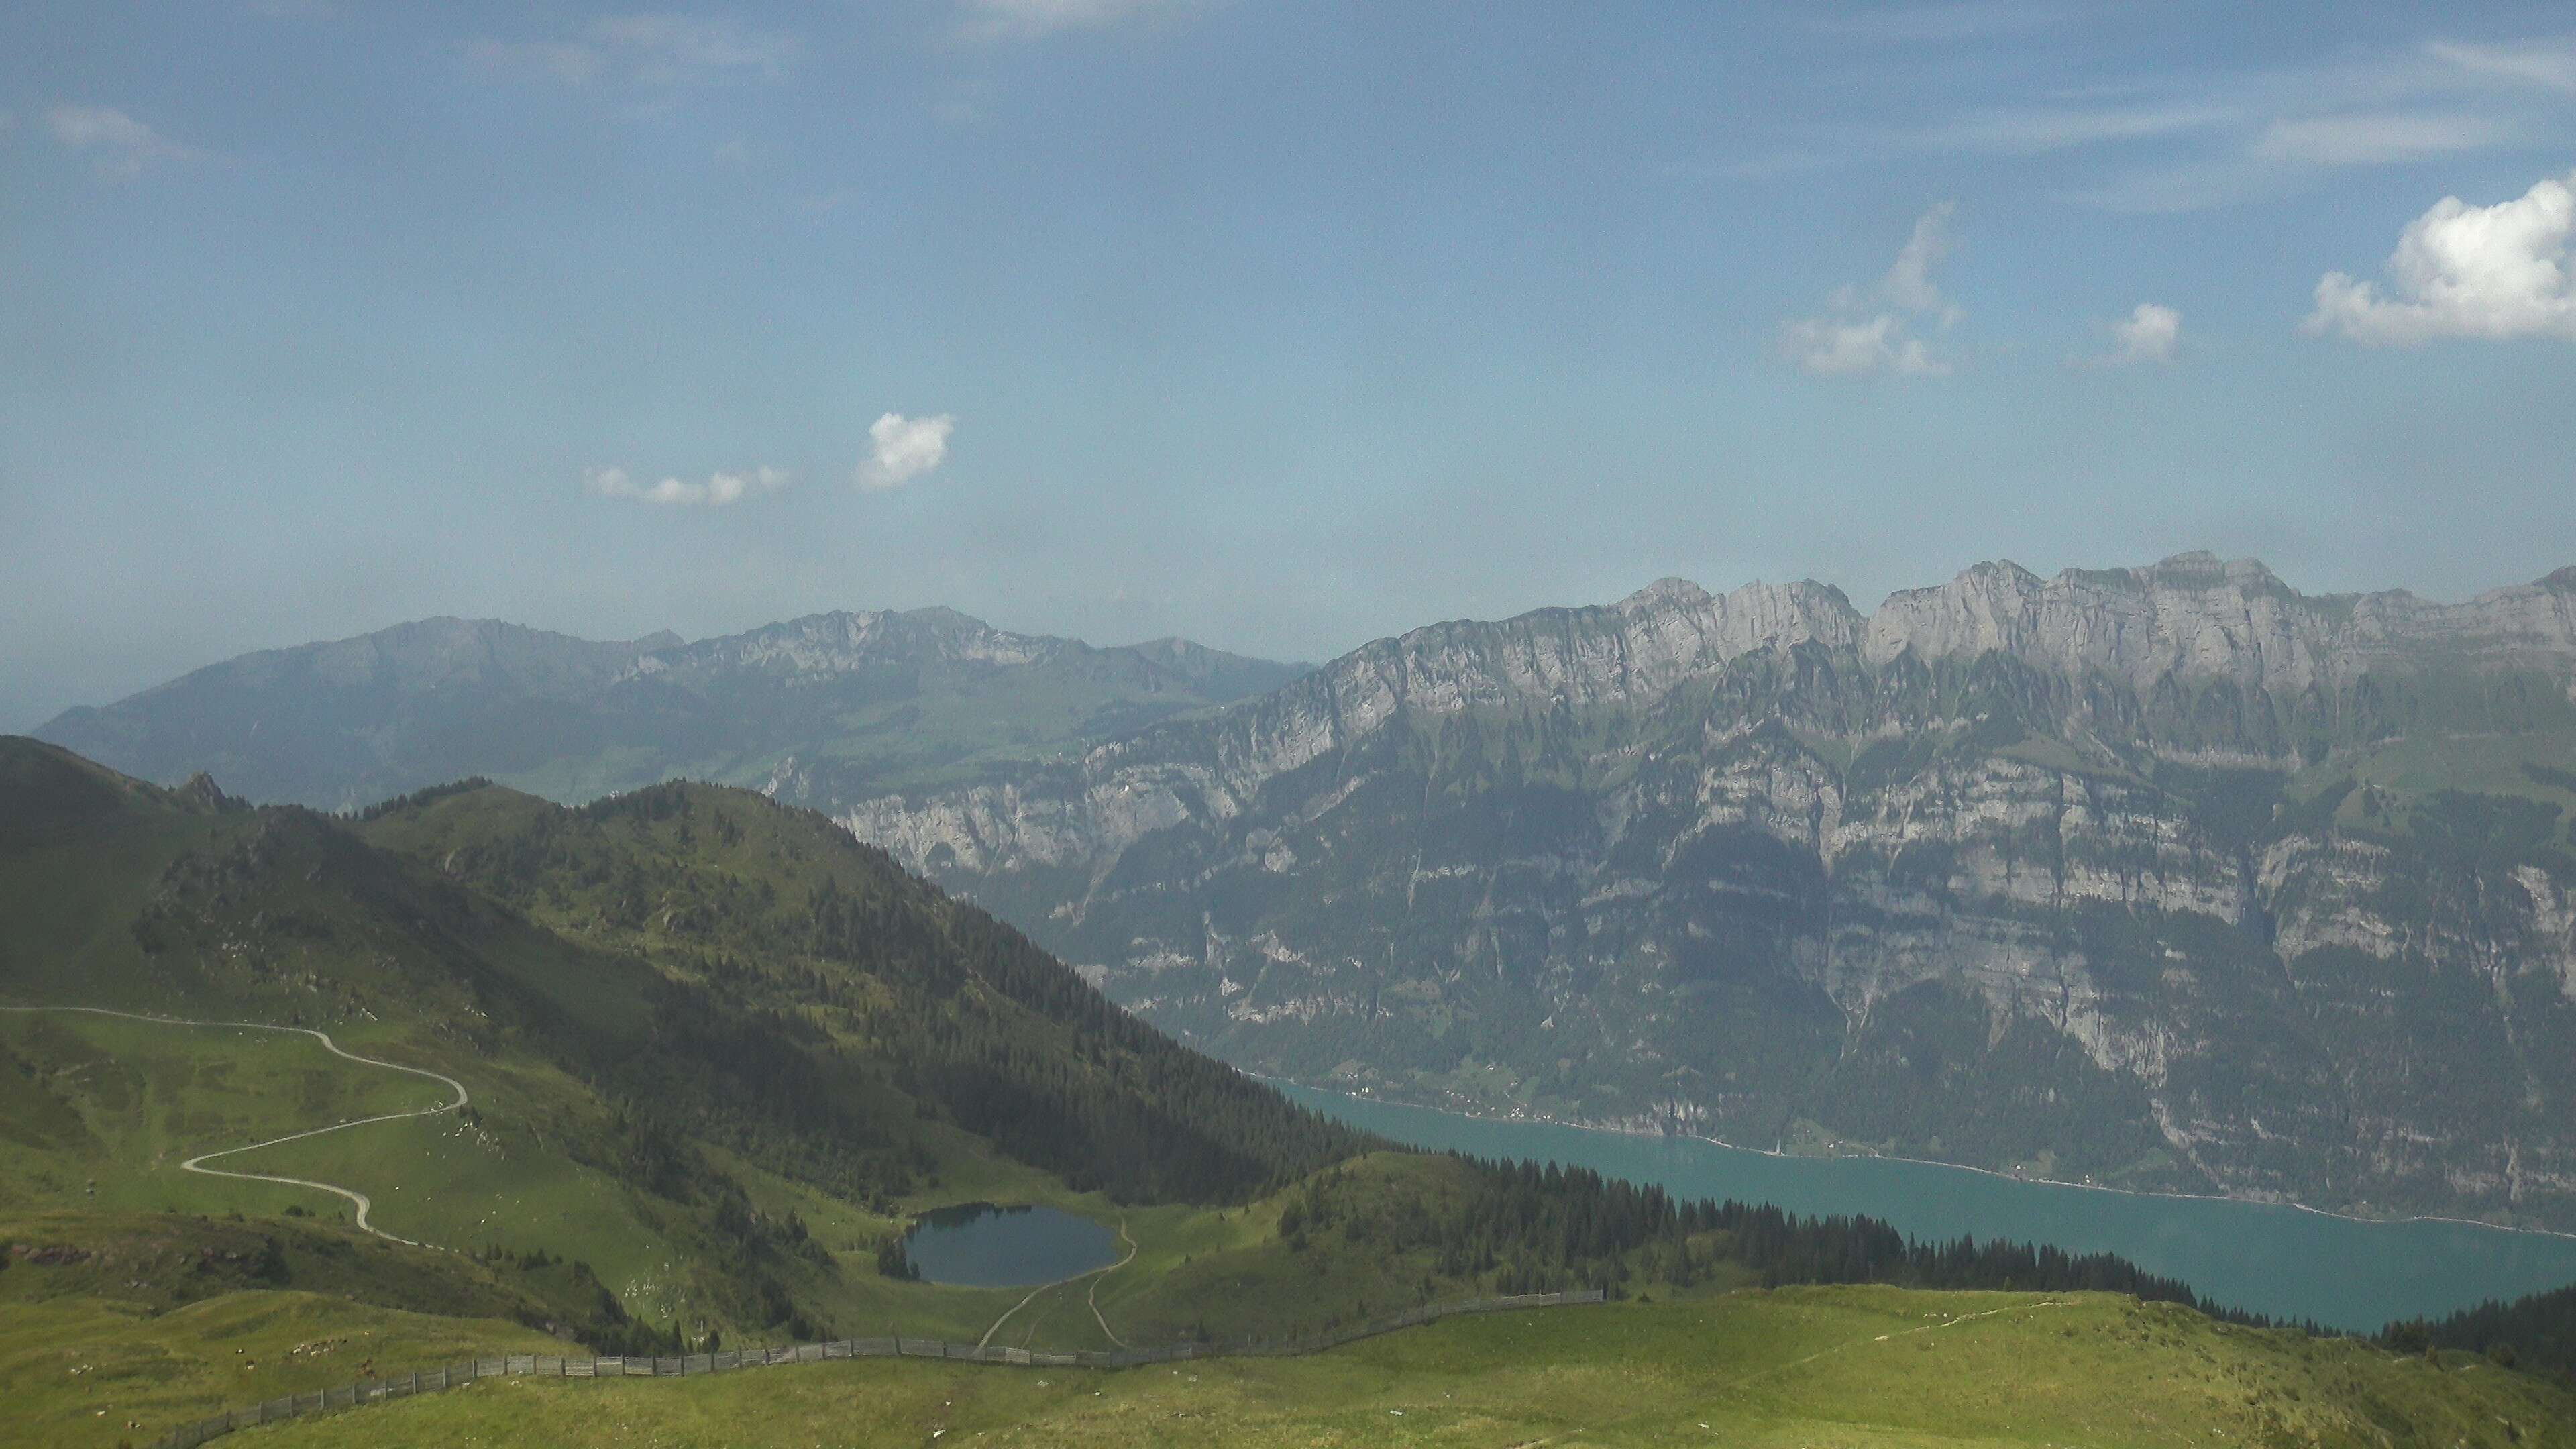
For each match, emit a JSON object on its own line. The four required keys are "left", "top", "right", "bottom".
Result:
{"left": 1285, "top": 1156, "right": 2267, "bottom": 1322}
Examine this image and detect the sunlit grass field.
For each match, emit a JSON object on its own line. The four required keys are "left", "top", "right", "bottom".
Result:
{"left": 221, "top": 1289, "right": 2576, "bottom": 1449}
{"left": 0, "top": 1013, "right": 441, "bottom": 1215}
{"left": 0, "top": 1289, "right": 565, "bottom": 1449}
{"left": 0, "top": 1008, "right": 1511, "bottom": 1362}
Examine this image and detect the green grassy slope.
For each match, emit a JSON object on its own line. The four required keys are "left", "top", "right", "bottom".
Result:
{"left": 0, "top": 1207, "right": 630, "bottom": 1449}
{"left": 231, "top": 1291, "right": 2576, "bottom": 1449}
{"left": 1, "top": 1290, "right": 563, "bottom": 1449}
{"left": 0, "top": 735, "right": 1367, "bottom": 1346}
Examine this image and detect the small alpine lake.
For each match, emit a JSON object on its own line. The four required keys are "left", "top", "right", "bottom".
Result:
{"left": 1276, "top": 1083, "right": 2576, "bottom": 1332}
{"left": 902, "top": 1203, "right": 1120, "bottom": 1288}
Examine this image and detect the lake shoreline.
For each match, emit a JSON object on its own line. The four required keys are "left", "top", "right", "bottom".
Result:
{"left": 1260, "top": 1074, "right": 2576, "bottom": 1246}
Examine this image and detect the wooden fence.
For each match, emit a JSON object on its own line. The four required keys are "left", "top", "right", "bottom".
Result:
{"left": 148, "top": 1289, "right": 1605, "bottom": 1448}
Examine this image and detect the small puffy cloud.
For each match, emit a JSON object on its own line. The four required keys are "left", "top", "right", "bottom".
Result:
{"left": 961, "top": 0, "right": 1200, "bottom": 42}
{"left": 1782, "top": 315, "right": 1947, "bottom": 377}
{"left": 588, "top": 464, "right": 788, "bottom": 506}
{"left": 2094, "top": 303, "right": 2182, "bottom": 366}
{"left": 859, "top": 413, "right": 955, "bottom": 491}
{"left": 1780, "top": 203, "right": 1961, "bottom": 378}
{"left": 472, "top": 15, "right": 798, "bottom": 87}
{"left": 2251, "top": 113, "right": 2514, "bottom": 167}
{"left": 2306, "top": 171, "right": 2576, "bottom": 344}
{"left": 45, "top": 104, "right": 201, "bottom": 179}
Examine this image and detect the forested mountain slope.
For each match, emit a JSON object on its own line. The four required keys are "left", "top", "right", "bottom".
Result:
{"left": 0, "top": 736, "right": 1359, "bottom": 1342}
{"left": 839, "top": 555, "right": 2576, "bottom": 1229}
{"left": 34, "top": 610, "right": 1305, "bottom": 812}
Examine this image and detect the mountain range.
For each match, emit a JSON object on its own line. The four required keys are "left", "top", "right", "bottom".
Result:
{"left": 34, "top": 610, "right": 1305, "bottom": 812}
{"left": 833, "top": 553, "right": 2576, "bottom": 1230}
{"left": 34, "top": 554, "right": 2576, "bottom": 1230}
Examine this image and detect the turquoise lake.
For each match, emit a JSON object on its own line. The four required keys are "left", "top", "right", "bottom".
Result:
{"left": 902, "top": 1203, "right": 1119, "bottom": 1288}
{"left": 1276, "top": 1083, "right": 2576, "bottom": 1332}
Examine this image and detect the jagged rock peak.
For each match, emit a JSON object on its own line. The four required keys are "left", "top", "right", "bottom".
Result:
{"left": 2131, "top": 551, "right": 2288, "bottom": 593}
{"left": 178, "top": 771, "right": 239, "bottom": 812}
{"left": 1618, "top": 576, "right": 1715, "bottom": 610}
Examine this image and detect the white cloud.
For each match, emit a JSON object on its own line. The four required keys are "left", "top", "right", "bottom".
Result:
{"left": 2251, "top": 113, "right": 2514, "bottom": 166}
{"left": 2094, "top": 303, "right": 2182, "bottom": 366}
{"left": 45, "top": 104, "right": 201, "bottom": 179}
{"left": 1781, "top": 315, "right": 1949, "bottom": 377}
{"left": 1923, "top": 103, "right": 2234, "bottom": 156}
{"left": 1780, "top": 203, "right": 1960, "bottom": 378}
{"left": 2430, "top": 38, "right": 2576, "bottom": 93}
{"left": 587, "top": 464, "right": 788, "bottom": 506}
{"left": 2306, "top": 171, "right": 2576, "bottom": 345}
{"left": 1878, "top": 201, "right": 1961, "bottom": 321}
{"left": 961, "top": 0, "right": 1200, "bottom": 42}
{"left": 859, "top": 413, "right": 955, "bottom": 491}
{"left": 594, "top": 15, "right": 799, "bottom": 81}
{"left": 472, "top": 15, "right": 798, "bottom": 87}
{"left": 1847, "top": 35, "right": 2555, "bottom": 214}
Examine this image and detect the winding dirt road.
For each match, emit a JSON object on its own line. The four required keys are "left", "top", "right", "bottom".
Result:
{"left": 0, "top": 1004, "right": 468, "bottom": 1248}
{"left": 976, "top": 1216, "right": 1138, "bottom": 1349}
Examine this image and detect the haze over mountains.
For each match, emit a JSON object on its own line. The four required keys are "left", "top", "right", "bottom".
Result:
{"left": 38, "top": 554, "right": 2576, "bottom": 1231}
{"left": 35, "top": 609, "right": 1307, "bottom": 813}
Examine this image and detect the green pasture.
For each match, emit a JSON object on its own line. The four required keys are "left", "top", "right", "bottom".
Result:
{"left": 223, "top": 1289, "right": 2576, "bottom": 1449}
{"left": 0, "top": 1011, "right": 692, "bottom": 1314}
{"left": 0, "top": 1013, "right": 442, "bottom": 1216}
{"left": 0, "top": 1289, "right": 565, "bottom": 1449}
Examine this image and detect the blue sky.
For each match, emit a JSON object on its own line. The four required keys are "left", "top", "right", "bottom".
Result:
{"left": 5, "top": 1, "right": 2575, "bottom": 727}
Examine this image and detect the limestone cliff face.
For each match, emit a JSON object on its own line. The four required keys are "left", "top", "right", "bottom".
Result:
{"left": 843, "top": 557, "right": 2576, "bottom": 869}
{"left": 1864, "top": 553, "right": 2576, "bottom": 698}
{"left": 839, "top": 576, "right": 1862, "bottom": 873}
{"left": 826, "top": 557, "right": 2576, "bottom": 1229}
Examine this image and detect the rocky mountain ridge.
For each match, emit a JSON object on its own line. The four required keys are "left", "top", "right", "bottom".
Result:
{"left": 832, "top": 555, "right": 2576, "bottom": 1230}
{"left": 842, "top": 555, "right": 2576, "bottom": 874}
{"left": 36, "top": 608, "right": 1305, "bottom": 812}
